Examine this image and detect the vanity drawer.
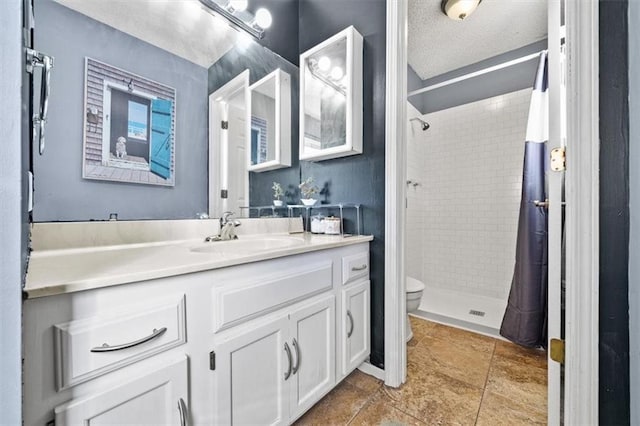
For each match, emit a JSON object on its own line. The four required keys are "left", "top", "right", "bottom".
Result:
{"left": 54, "top": 294, "right": 187, "bottom": 391}
{"left": 212, "top": 261, "right": 333, "bottom": 332}
{"left": 342, "top": 252, "right": 369, "bottom": 285}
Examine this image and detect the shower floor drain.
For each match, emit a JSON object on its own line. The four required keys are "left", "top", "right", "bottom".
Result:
{"left": 468, "top": 309, "right": 486, "bottom": 317}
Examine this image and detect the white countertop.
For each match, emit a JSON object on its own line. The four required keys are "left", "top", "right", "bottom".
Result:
{"left": 24, "top": 233, "right": 373, "bottom": 299}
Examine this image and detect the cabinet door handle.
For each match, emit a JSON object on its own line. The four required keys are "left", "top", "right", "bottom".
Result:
{"left": 292, "top": 338, "right": 300, "bottom": 375}
{"left": 90, "top": 327, "right": 167, "bottom": 352}
{"left": 178, "top": 397, "right": 188, "bottom": 426}
{"left": 352, "top": 264, "right": 367, "bottom": 271}
{"left": 284, "top": 342, "right": 293, "bottom": 380}
{"left": 347, "top": 310, "right": 354, "bottom": 338}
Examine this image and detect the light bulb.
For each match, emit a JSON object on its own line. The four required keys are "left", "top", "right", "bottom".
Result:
{"left": 330, "top": 66, "right": 344, "bottom": 80}
{"left": 229, "top": 0, "right": 247, "bottom": 12}
{"left": 254, "top": 8, "right": 272, "bottom": 29}
{"left": 318, "top": 56, "right": 331, "bottom": 72}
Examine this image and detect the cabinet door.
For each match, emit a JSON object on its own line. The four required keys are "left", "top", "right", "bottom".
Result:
{"left": 289, "top": 294, "right": 336, "bottom": 419}
{"left": 213, "top": 314, "right": 290, "bottom": 425}
{"left": 341, "top": 280, "right": 370, "bottom": 376}
{"left": 55, "top": 355, "right": 188, "bottom": 425}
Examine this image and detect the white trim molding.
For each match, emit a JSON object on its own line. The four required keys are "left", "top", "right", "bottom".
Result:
{"left": 564, "top": 0, "right": 599, "bottom": 424}
{"left": 384, "top": 0, "right": 408, "bottom": 387}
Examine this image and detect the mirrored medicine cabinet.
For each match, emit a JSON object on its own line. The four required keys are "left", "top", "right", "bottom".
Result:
{"left": 299, "top": 26, "right": 363, "bottom": 162}
{"left": 248, "top": 69, "right": 291, "bottom": 172}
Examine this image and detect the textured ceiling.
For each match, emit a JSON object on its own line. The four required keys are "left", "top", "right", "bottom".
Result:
{"left": 55, "top": 0, "right": 239, "bottom": 68}
{"left": 408, "top": 0, "right": 547, "bottom": 80}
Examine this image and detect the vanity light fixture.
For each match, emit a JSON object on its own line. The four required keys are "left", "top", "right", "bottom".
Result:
{"left": 318, "top": 56, "right": 331, "bottom": 72}
{"left": 198, "top": 0, "right": 272, "bottom": 39}
{"left": 441, "top": 0, "right": 482, "bottom": 21}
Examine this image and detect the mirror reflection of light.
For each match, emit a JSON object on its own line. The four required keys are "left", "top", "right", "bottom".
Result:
{"left": 184, "top": 0, "right": 202, "bottom": 20}
{"left": 255, "top": 8, "right": 272, "bottom": 29}
{"left": 330, "top": 66, "right": 344, "bottom": 80}
{"left": 236, "top": 32, "right": 253, "bottom": 50}
{"left": 318, "top": 56, "right": 331, "bottom": 72}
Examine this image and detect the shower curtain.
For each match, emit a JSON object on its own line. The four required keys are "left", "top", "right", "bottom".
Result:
{"left": 500, "top": 52, "right": 549, "bottom": 348}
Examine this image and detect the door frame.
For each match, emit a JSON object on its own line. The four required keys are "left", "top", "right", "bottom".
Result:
{"left": 383, "top": 0, "right": 600, "bottom": 423}
{"left": 208, "top": 70, "right": 250, "bottom": 217}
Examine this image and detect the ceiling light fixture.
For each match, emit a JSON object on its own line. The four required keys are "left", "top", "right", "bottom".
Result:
{"left": 441, "top": 0, "right": 482, "bottom": 21}
{"left": 199, "top": 0, "right": 271, "bottom": 39}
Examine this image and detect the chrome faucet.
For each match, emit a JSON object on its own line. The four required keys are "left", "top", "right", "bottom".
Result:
{"left": 205, "top": 211, "right": 241, "bottom": 242}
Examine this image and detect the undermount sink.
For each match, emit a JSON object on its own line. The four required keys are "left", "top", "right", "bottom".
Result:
{"left": 190, "top": 236, "right": 305, "bottom": 254}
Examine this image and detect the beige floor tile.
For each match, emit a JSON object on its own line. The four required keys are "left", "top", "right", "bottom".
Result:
{"left": 430, "top": 323, "right": 496, "bottom": 354}
{"left": 345, "top": 369, "right": 384, "bottom": 394}
{"left": 349, "top": 390, "right": 426, "bottom": 426}
{"left": 382, "top": 369, "right": 483, "bottom": 425}
{"left": 476, "top": 391, "right": 546, "bottom": 426}
{"left": 494, "top": 340, "right": 547, "bottom": 369}
{"left": 408, "top": 335, "right": 493, "bottom": 388}
{"left": 295, "top": 380, "right": 372, "bottom": 426}
{"left": 485, "top": 354, "right": 547, "bottom": 413}
{"left": 409, "top": 316, "right": 439, "bottom": 343}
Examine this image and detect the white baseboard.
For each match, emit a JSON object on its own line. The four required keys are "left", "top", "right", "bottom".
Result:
{"left": 357, "top": 360, "right": 385, "bottom": 381}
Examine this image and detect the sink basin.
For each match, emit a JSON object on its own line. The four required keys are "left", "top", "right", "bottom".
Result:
{"left": 190, "top": 237, "right": 305, "bottom": 254}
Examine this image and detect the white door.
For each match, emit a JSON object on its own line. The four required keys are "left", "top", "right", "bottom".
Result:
{"left": 54, "top": 355, "right": 188, "bottom": 425}
{"left": 226, "top": 89, "right": 249, "bottom": 216}
{"left": 288, "top": 295, "right": 336, "bottom": 419}
{"left": 341, "top": 281, "right": 370, "bottom": 376}
{"left": 547, "top": 1, "right": 566, "bottom": 424}
{"left": 212, "top": 314, "right": 290, "bottom": 426}
{"left": 208, "top": 71, "right": 249, "bottom": 218}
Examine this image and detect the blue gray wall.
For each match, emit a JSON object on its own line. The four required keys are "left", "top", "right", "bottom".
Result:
{"left": 208, "top": 42, "right": 301, "bottom": 208}
{"left": 33, "top": 0, "right": 209, "bottom": 221}
{"left": 599, "top": 1, "right": 630, "bottom": 423}
{"left": 409, "top": 40, "right": 547, "bottom": 114}
{"left": 630, "top": 1, "right": 640, "bottom": 423}
{"left": 0, "top": 0, "right": 24, "bottom": 422}
{"left": 298, "top": 0, "right": 387, "bottom": 368}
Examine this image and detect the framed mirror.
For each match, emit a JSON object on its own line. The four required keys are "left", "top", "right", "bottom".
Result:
{"left": 299, "top": 26, "right": 363, "bottom": 162}
{"left": 248, "top": 68, "right": 291, "bottom": 172}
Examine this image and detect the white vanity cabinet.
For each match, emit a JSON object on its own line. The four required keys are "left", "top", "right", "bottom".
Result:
{"left": 23, "top": 241, "right": 371, "bottom": 426}
{"left": 212, "top": 294, "right": 335, "bottom": 425}
{"left": 341, "top": 280, "right": 371, "bottom": 377}
{"left": 54, "top": 355, "right": 188, "bottom": 425}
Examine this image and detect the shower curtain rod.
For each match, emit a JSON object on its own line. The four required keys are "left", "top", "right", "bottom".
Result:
{"left": 408, "top": 50, "right": 546, "bottom": 97}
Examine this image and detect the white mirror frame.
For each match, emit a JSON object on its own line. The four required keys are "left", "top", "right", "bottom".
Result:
{"left": 247, "top": 69, "right": 291, "bottom": 172}
{"left": 299, "top": 26, "right": 363, "bottom": 162}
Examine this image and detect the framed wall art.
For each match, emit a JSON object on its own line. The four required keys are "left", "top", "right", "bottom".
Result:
{"left": 82, "top": 58, "right": 177, "bottom": 186}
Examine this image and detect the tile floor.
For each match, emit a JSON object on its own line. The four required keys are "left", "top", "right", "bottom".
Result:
{"left": 295, "top": 316, "right": 547, "bottom": 425}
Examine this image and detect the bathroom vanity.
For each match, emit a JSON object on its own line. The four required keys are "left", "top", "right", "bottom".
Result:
{"left": 22, "top": 219, "right": 372, "bottom": 425}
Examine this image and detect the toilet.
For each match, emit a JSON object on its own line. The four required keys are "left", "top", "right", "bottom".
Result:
{"left": 406, "top": 276, "right": 425, "bottom": 342}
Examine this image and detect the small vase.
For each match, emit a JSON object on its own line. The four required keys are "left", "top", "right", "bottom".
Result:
{"left": 273, "top": 200, "right": 284, "bottom": 207}
{"left": 301, "top": 198, "right": 317, "bottom": 206}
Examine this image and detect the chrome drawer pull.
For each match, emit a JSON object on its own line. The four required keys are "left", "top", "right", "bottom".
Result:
{"left": 178, "top": 397, "right": 188, "bottom": 426}
{"left": 90, "top": 327, "right": 167, "bottom": 352}
{"left": 284, "top": 342, "right": 293, "bottom": 380}
{"left": 351, "top": 264, "right": 367, "bottom": 271}
{"left": 292, "top": 338, "right": 300, "bottom": 375}
{"left": 347, "top": 311, "right": 354, "bottom": 338}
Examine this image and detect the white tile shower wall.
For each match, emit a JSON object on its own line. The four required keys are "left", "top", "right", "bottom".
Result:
{"left": 406, "top": 103, "right": 426, "bottom": 282}
{"left": 416, "top": 89, "right": 531, "bottom": 300}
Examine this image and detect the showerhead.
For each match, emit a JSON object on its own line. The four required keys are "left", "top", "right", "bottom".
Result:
{"left": 410, "top": 117, "right": 430, "bottom": 131}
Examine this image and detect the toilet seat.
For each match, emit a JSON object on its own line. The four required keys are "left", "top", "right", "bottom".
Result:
{"left": 406, "top": 277, "right": 425, "bottom": 293}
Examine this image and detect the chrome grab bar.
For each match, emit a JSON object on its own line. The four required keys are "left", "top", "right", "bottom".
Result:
{"left": 351, "top": 264, "right": 367, "bottom": 271}
{"left": 284, "top": 342, "right": 293, "bottom": 380}
{"left": 178, "top": 397, "right": 188, "bottom": 426}
{"left": 347, "top": 311, "right": 354, "bottom": 338}
{"left": 27, "top": 48, "right": 54, "bottom": 155}
{"left": 292, "top": 338, "right": 300, "bottom": 375}
{"left": 90, "top": 327, "right": 167, "bottom": 352}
